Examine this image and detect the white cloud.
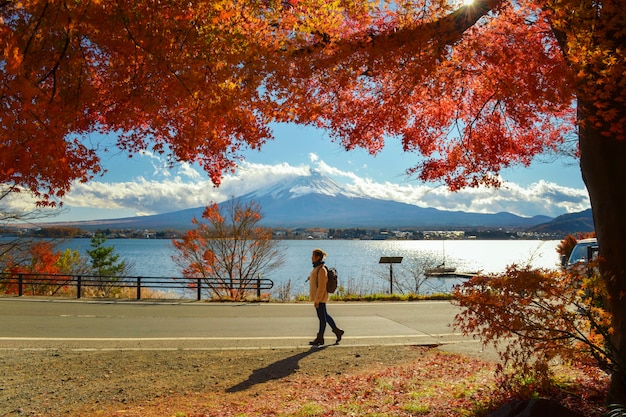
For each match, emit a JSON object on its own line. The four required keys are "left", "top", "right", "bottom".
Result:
{"left": 340, "top": 176, "right": 589, "bottom": 218}
{"left": 315, "top": 160, "right": 360, "bottom": 182}
{"left": 47, "top": 162, "right": 311, "bottom": 219}
{"left": 312, "top": 159, "right": 589, "bottom": 218}
{"left": 62, "top": 176, "right": 218, "bottom": 215}
{"left": 139, "top": 150, "right": 203, "bottom": 180}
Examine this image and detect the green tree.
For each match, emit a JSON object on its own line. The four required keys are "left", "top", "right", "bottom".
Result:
{"left": 86, "top": 233, "right": 131, "bottom": 297}
{"left": 87, "top": 233, "right": 127, "bottom": 276}
{"left": 172, "top": 199, "right": 285, "bottom": 300}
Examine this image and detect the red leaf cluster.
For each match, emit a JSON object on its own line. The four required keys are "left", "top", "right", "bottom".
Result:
{"left": 2, "top": 0, "right": 595, "bottom": 202}
{"left": 453, "top": 261, "right": 615, "bottom": 399}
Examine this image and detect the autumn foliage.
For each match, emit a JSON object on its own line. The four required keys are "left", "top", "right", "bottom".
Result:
{"left": 3, "top": 0, "right": 626, "bottom": 403}
{"left": 453, "top": 254, "right": 616, "bottom": 396}
{"left": 1, "top": 0, "right": 281, "bottom": 202}
{"left": 1, "top": 0, "right": 595, "bottom": 200}
{"left": 172, "top": 199, "right": 285, "bottom": 300}
{"left": 0, "top": 234, "right": 128, "bottom": 297}
{"left": 0, "top": 240, "right": 68, "bottom": 295}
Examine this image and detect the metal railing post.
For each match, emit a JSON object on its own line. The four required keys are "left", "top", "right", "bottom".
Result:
{"left": 257, "top": 274, "right": 261, "bottom": 298}
{"left": 76, "top": 276, "right": 82, "bottom": 299}
{"left": 137, "top": 277, "right": 141, "bottom": 300}
{"left": 18, "top": 274, "right": 23, "bottom": 296}
{"left": 197, "top": 278, "right": 202, "bottom": 301}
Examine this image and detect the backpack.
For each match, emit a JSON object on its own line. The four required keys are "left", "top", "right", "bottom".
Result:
{"left": 324, "top": 265, "right": 338, "bottom": 293}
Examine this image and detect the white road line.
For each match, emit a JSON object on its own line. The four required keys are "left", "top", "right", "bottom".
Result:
{"left": 0, "top": 333, "right": 466, "bottom": 341}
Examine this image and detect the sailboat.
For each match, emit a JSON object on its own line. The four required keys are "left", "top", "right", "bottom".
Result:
{"left": 425, "top": 262, "right": 458, "bottom": 277}
{"left": 425, "top": 241, "right": 456, "bottom": 276}
{"left": 424, "top": 241, "right": 476, "bottom": 278}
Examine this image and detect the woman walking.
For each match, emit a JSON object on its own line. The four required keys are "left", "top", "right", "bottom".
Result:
{"left": 309, "top": 248, "right": 344, "bottom": 346}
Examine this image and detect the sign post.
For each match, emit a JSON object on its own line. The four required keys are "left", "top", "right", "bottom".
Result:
{"left": 379, "top": 256, "right": 403, "bottom": 294}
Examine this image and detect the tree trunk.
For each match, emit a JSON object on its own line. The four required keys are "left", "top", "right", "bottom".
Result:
{"left": 579, "top": 100, "right": 626, "bottom": 405}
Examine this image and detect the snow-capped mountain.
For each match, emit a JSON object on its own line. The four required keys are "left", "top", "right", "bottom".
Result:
{"left": 246, "top": 170, "right": 348, "bottom": 200}
{"left": 56, "top": 170, "right": 552, "bottom": 230}
{"left": 230, "top": 170, "right": 550, "bottom": 228}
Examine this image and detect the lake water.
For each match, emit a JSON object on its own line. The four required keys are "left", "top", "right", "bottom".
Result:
{"left": 54, "top": 238, "right": 563, "bottom": 296}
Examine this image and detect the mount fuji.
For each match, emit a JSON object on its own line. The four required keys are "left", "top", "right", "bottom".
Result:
{"left": 65, "top": 170, "right": 552, "bottom": 230}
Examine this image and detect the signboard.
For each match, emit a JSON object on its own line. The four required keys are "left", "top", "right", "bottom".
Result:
{"left": 379, "top": 257, "right": 403, "bottom": 294}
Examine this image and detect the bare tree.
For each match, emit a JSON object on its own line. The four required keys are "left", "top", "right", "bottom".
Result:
{"left": 172, "top": 198, "right": 285, "bottom": 300}
{"left": 377, "top": 254, "right": 443, "bottom": 295}
{"left": 398, "top": 256, "right": 440, "bottom": 295}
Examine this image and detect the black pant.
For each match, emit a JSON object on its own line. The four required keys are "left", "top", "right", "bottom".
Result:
{"left": 315, "top": 303, "right": 337, "bottom": 334}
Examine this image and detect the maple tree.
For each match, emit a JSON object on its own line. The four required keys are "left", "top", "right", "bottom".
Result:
{"left": 172, "top": 199, "right": 285, "bottom": 300}
{"left": 0, "top": 0, "right": 282, "bottom": 202}
{"left": 0, "top": 238, "right": 100, "bottom": 296}
{"left": 2, "top": 0, "right": 625, "bottom": 403}
{"left": 0, "top": 240, "right": 66, "bottom": 295}
{"left": 453, "top": 261, "right": 615, "bottom": 391}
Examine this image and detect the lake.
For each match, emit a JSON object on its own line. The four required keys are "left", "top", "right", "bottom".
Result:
{"left": 54, "top": 238, "right": 563, "bottom": 296}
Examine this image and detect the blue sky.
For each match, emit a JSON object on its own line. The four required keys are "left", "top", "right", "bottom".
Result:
{"left": 12, "top": 123, "right": 590, "bottom": 223}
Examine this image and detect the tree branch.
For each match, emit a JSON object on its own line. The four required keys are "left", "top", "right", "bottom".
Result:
{"left": 293, "top": 0, "right": 503, "bottom": 60}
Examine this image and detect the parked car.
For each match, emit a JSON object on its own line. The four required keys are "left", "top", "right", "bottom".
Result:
{"left": 567, "top": 237, "right": 599, "bottom": 266}
{"left": 564, "top": 237, "right": 604, "bottom": 312}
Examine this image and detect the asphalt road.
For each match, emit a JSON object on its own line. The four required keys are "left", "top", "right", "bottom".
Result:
{"left": 0, "top": 298, "right": 495, "bottom": 358}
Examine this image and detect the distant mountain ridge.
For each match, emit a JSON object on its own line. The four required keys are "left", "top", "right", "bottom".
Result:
{"left": 50, "top": 170, "right": 555, "bottom": 231}
{"left": 529, "top": 208, "right": 594, "bottom": 235}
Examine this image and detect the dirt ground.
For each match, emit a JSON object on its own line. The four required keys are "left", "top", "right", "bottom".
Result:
{"left": 1, "top": 344, "right": 444, "bottom": 417}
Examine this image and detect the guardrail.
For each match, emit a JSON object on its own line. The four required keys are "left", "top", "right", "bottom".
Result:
{"left": 0, "top": 272, "right": 274, "bottom": 301}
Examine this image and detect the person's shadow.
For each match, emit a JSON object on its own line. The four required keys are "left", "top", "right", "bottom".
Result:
{"left": 226, "top": 346, "right": 326, "bottom": 392}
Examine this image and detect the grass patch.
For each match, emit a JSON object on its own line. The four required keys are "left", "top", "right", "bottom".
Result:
{"left": 330, "top": 292, "right": 454, "bottom": 302}
{"left": 403, "top": 402, "right": 430, "bottom": 414}
{"left": 290, "top": 402, "right": 324, "bottom": 417}
{"left": 289, "top": 292, "right": 454, "bottom": 302}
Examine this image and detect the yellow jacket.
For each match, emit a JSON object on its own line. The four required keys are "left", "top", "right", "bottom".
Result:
{"left": 309, "top": 264, "right": 329, "bottom": 304}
